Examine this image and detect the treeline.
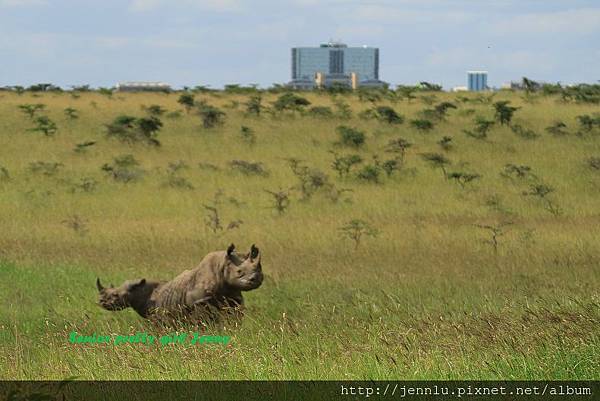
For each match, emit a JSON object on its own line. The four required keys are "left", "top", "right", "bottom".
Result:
{"left": 2, "top": 78, "right": 600, "bottom": 104}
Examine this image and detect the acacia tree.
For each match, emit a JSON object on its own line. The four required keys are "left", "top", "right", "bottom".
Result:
{"left": 177, "top": 93, "right": 195, "bottom": 113}
{"left": 245, "top": 94, "right": 263, "bottom": 116}
{"left": 338, "top": 219, "right": 380, "bottom": 250}
{"left": 198, "top": 104, "right": 226, "bottom": 128}
{"left": 493, "top": 101, "right": 519, "bottom": 126}
{"left": 420, "top": 152, "right": 451, "bottom": 179}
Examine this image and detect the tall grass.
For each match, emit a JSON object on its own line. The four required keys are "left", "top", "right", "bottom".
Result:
{"left": 0, "top": 90, "right": 598, "bottom": 379}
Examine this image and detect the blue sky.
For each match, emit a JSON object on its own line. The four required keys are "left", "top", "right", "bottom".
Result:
{"left": 0, "top": 0, "right": 598, "bottom": 89}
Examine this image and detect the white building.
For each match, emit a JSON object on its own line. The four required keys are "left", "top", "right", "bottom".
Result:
{"left": 115, "top": 82, "right": 172, "bottom": 92}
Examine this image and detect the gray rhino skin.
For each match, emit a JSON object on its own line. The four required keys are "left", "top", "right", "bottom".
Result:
{"left": 96, "top": 244, "right": 263, "bottom": 320}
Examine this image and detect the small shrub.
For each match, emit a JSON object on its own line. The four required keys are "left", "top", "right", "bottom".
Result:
{"left": 587, "top": 156, "right": 600, "bottom": 171}
{"left": 374, "top": 106, "right": 404, "bottom": 124}
{"left": 229, "top": 160, "right": 269, "bottom": 176}
{"left": 178, "top": 93, "right": 195, "bottom": 113}
{"left": 420, "top": 153, "right": 451, "bottom": 178}
{"left": 493, "top": 100, "right": 519, "bottom": 125}
{"left": 286, "top": 158, "right": 330, "bottom": 200}
{"left": 333, "top": 99, "right": 352, "bottom": 119}
{"left": 447, "top": 171, "right": 481, "bottom": 188}
{"left": 240, "top": 126, "right": 256, "bottom": 145}
{"left": 167, "top": 160, "right": 189, "bottom": 174}
{"left": 69, "top": 177, "right": 98, "bottom": 193}
{"left": 165, "top": 175, "right": 194, "bottom": 190}
{"left": 410, "top": 118, "right": 435, "bottom": 132}
{"left": 29, "top": 161, "right": 63, "bottom": 176}
{"left": 64, "top": 107, "right": 79, "bottom": 119}
{"left": 105, "top": 115, "right": 162, "bottom": 146}
{"left": 330, "top": 151, "right": 362, "bottom": 178}
{"left": 202, "top": 190, "right": 243, "bottom": 234}
{"left": 101, "top": 154, "right": 144, "bottom": 183}
{"left": 198, "top": 162, "right": 220, "bottom": 171}
{"left": 245, "top": 94, "right": 263, "bottom": 116}
{"left": 197, "top": 103, "right": 226, "bottom": 128}
{"left": 74, "top": 141, "right": 96, "bottom": 153}
{"left": 0, "top": 166, "right": 10, "bottom": 181}
{"left": 356, "top": 163, "right": 381, "bottom": 183}
{"left": 166, "top": 110, "right": 182, "bottom": 119}
{"left": 18, "top": 104, "right": 45, "bottom": 119}
{"left": 474, "top": 222, "right": 512, "bottom": 254}
{"left": 264, "top": 188, "right": 291, "bottom": 214}
{"left": 511, "top": 124, "right": 540, "bottom": 140}
{"left": 307, "top": 106, "right": 334, "bottom": 118}
{"left": 336, "top": 125, "right": 366, "bottom": 148}
{"left": 338, "top": 219, "right": 380, "bottom": 250}
{"left": 62, "top": 215, "right": 88, "bottom": 236}
{"left": 438, "top": 136, "right": 453, "bottom": 151}
{"left": 501, "top": 164, "right": 536, "bottom": 180}
{"left": 143, "top": 104, "right": 167, "bottom": 116}
{"left": 381, "top": 158, "right": 401, "bottom": 177}
{"left": 464, "top": 116, "right": 495, "bottom": 140}
{"left": 272, "top": 93, "right": 310, "bottom": 112}
{"left": 29, "top": 116, "right": 57, "bottom": 136}
{"left": 385, "top": 138, "right": 412, "bottom": 162}
{"left": 545, "top": 121, "right": 569, "bottom": 136}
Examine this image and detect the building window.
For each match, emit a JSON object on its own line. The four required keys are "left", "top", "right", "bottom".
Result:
{"left": 329, "top": 50, "right": 344, "bottom": 74}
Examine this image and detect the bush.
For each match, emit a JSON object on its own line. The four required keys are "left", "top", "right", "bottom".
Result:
{"left": 29, "top": 116, "right": 57, "bottom": 136}
{"left": 29, "top": 161, "right": 63, "bottom": 176}
{"left": 374, "top": 106, "right": 404, "bottom": 124}
{"left": 245, "top": 94, "right": 263, "bottom": 116}
{"left": 438, "top": 136, "right": 453, "bottom": 150}
{"left": 105, "top": 115, "right": 162, "bottom": 146}
{"left": 144, "top": 104, "right": 167, "bottom": 116}
{"left": 545, "top": 121, "right": 569, "bottom": 136}
{"left": 101, "top": 155, "right": 145, "bottom": 183}
{"left": 177, "top": 93, "right": 195, "bottom": 113}
{"left": 197, "top": 104, "right": 226, "bottom": 128}
{"left": 240, "top": 126, "right": 256, "bottom": 145}
{"left": 511, "top": 124, "right": 539, "bottom": 140}
{"left": 330, "top": 152, "right": 362, "bottom": 177}
{"left": 493, "top": 101, "right": 519, "bottom": 125}
{"left": 410, "top": 119, "right": 435, "bottom": 132}
{"left": 229, "top": 160, "right": 269, "bottom": 176}
{"left": 356, "top": 164, "right": 381, "bottom": 183}
{"left": 272, "top": 93, "right": 310, "bottom": 112}
{"left": 336, "top": 126, "right": 366, "bottom": 148}
{"left": 587, "top": 157, "right": 600, "bottom": 171}
{"left": 18, "top": 104, "right": 45, "bottom": 119}
{"left": 307, "top": 106, "right": 334, "bottom": 118}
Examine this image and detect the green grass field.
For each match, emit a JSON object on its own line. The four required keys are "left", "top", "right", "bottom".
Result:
{"left": 0, "top": 89, "right": 598, "bottom": 380}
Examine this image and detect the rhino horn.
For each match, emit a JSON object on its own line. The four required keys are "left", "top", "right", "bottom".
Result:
{"left": 96, "top": 278, "right": 105, "bottom": 292}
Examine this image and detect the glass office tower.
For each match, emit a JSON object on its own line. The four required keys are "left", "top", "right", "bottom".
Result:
{"left": 290, "top": 41, "right": 381, "bottom": 88}
{"left": 467, "top": 71, "right": 488, "bottom": 91}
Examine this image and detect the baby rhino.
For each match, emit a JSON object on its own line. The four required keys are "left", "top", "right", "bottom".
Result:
{"left": 96, "top": 244, "right": 263, "bottom": 321}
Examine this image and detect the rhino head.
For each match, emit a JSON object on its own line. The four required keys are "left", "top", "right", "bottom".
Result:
{"left": 96, "top": 278, "right": 154, "bottom": 313}
{"left": 223, "top": 243, "right": 263, "bottom": 291}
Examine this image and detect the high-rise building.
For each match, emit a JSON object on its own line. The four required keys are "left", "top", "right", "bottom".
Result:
{"left": 290, "top": 41, "right": 384, "bottom": 89}
{"left": 467, "top": 71, "right": 488, "bottom": 91}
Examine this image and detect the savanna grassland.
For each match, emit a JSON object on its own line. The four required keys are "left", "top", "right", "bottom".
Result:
{"left": 0, "top": 87, "right": 598, "bottom": 381}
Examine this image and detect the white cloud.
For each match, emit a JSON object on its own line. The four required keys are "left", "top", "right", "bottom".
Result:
{"left": 129, "top": 0, "right": 241, "bottom": 13}
{"left": 492, "top": 7, "right": 600, "bottom": 35}
{"left": 0, "top": 0, "right": 46, "bottom": 6}
{"left": 348, "top": 4, "right": 473, "bottom": 24}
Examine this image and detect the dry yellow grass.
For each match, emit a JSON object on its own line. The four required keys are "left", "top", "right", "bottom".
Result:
{"left": 0, "top": 89, "right": 598, "bottom": 379}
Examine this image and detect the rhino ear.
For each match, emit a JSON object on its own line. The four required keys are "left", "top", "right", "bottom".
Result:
{"left": 128, "top": 278, "right": 146, "bottom": 290}
{"left": 227, "top": 243, "right": 235, "bottom": 257}
{"left": 96, "top": 278, "right": 104, "bottom": 292}
{"left": 249, "top": 244, "right": 260, "bottom": 261}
